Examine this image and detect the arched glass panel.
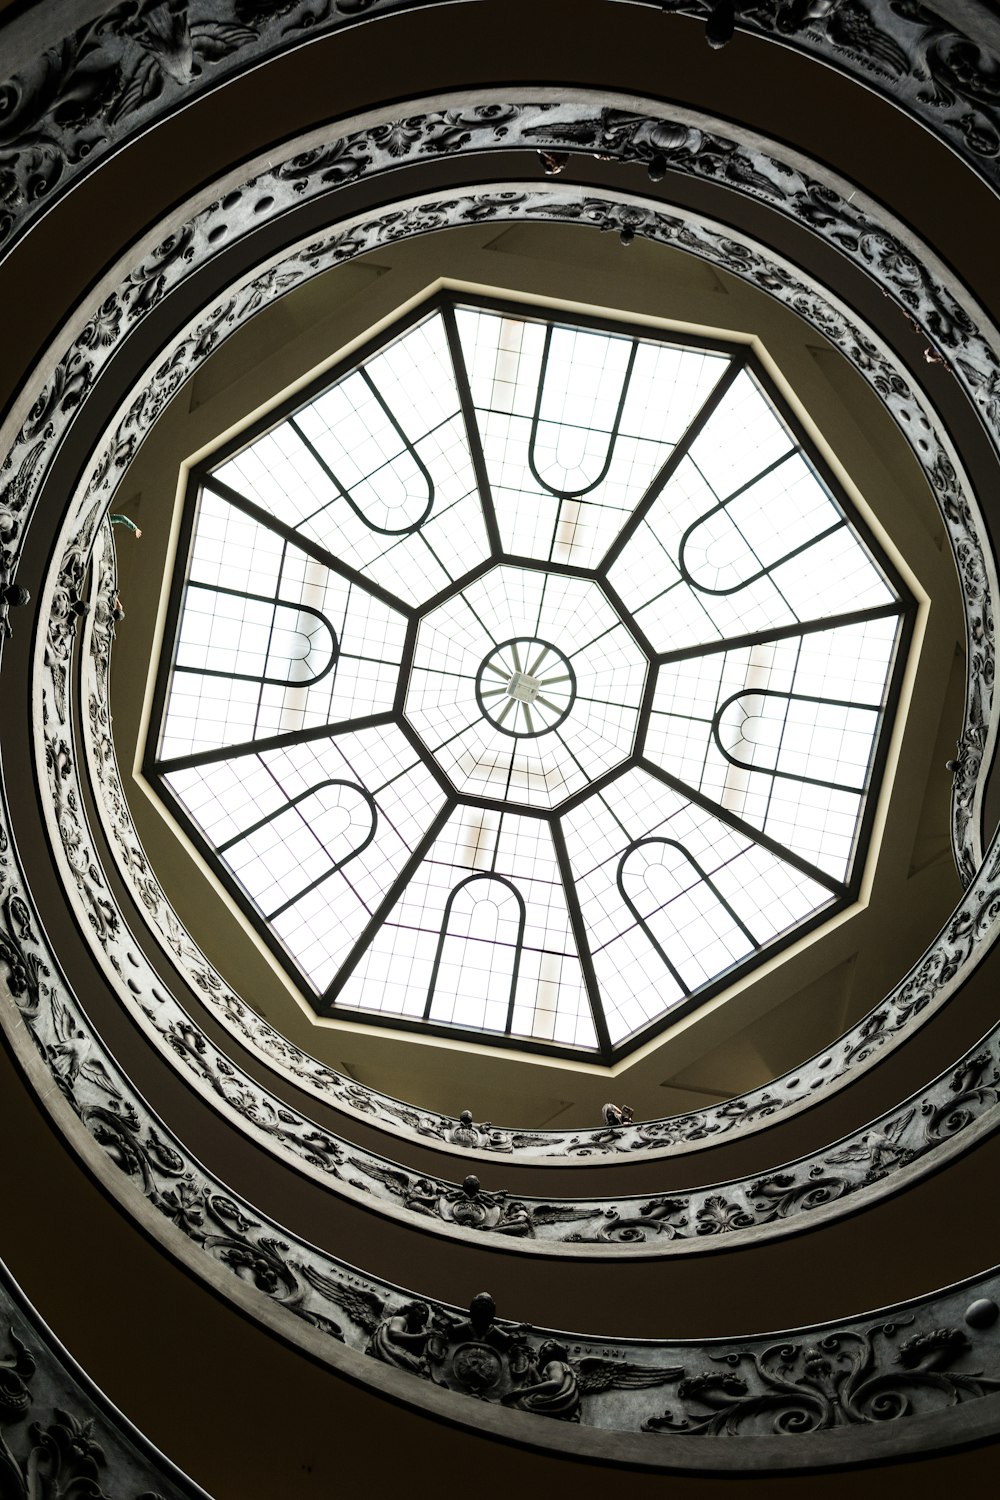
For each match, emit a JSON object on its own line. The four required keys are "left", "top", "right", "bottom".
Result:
{"left": 678, "top": 454, "right": 842, "bottom": 596}
{"left": 425, "top": 874, "right": 526, "bottom": 1033}
{"left": 528, "top": 324, "right": 637, "bottom": 498}
{"left": 290, "top": 368, "right": 435, "bottom": 535}
{"left": 174, "top": 583, "right": 337, "bottom": 686}
{"left": 713, "top": 690, "right": 881, "bottom": 792}
{"left": 218, "top": 779, "right": 377, "bottom": 921}
{"left": 618, "top": 838, "right": 758, "bottom": 993}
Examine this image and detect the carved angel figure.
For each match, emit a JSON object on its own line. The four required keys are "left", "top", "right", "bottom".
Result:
{"left": 502, "top": 1341, "right": 581, "bottom": 1421}
{"left": 368, "top": 1301, "right": 436, "bottom": 1377}
{"left": 503, "top": 1346, "right": 683, "bottom": 1423}
{"left": 295, "top": 1267, "right": 447, "bottom": 1381}
{"left": 0, "top": 552, "right": 29, "bottom": 640}
{"left": 825, "top": 1108, "right": 914, "bottom": 1177}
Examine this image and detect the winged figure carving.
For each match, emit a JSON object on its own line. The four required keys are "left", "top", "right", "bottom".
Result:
{"left": 296, "top": 1263, "right": 385, "bottom": 1335}
{"left": 826, "top": 0, "right": 910, "bottom": 80}
{"left": 529, "top": 1203, "right": 603, "bottom": 1226}
{"left": 346, "top": 1157, "right": 412, "bottom": 1199}
{"left": 825, "top": 1109, "right": 914, "bottom": 1169}
{"left": 575, "top": 1355, "right": 684, "bottom": 1393}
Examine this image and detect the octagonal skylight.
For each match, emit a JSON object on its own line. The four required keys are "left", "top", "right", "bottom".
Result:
{"left": 147, "top": 294, "right": 912, "bottom": 1060}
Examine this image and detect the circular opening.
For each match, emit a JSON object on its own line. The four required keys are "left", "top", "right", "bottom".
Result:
{"left": 475, "top": 637, "right": 577, "bottom": 737}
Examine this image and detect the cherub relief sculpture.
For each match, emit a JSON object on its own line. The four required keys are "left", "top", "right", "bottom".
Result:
{"left": 347, "top": 1158, "right": 601, "bottom": 1238}
{"left": 368, "top": 1300, "right": 437, "bottom": 1378}
{"left": 293, "top": 1280, "right": 682, "bottom": 1417}
{"left": 501, "top": 1341, "right": 582, "bottom": 1421}
{"left": 0, "top": 554, "right": 29, "bottom": 641}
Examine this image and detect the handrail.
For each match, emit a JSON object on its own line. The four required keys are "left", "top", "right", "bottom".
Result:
{"left": 13, "top": 96, "right": 993, "bottom": 1163}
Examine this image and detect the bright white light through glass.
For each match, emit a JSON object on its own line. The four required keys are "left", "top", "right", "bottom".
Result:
{"left": 150, "top": 297, "right": 910, "bottom": 1059}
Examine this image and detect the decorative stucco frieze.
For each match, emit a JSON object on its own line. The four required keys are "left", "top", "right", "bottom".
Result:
{"left": 0, "top": 3, "right": 999, "bottom": 1471}
{"left": 3, "top": 0, "right": 1000, "bottom": 263}
{"left": 0, "top": 1256, "right": 207, "bottom": 1497}
{"left": 2, "top": 818, "right": 1000, "bottom": 1458}
{"left": 35, "top": 536, "right": 1000, "bottom": 1254}
{"left": 47, "top": 529, "right": 997, "bottom": 1256}
{"left": 6, "top": 94, "right": 992, "bottom": 890}
{"left": 15, "top": 97, "right": 996, "bottom": 1163}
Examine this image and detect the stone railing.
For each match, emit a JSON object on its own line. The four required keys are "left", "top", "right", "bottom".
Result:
{"left": 0, "top": 3, "right": 997, "bottom": 1468}
{"left": 2, "top": 807, "right": 1000, "bottom": 1461}
{"left": 0, "top": 1254, "right": 208, "bottom": 1499}
{"left": 2, "top": 1, "right": 1000, "bottom": 256}
{"left": 19, "top": 94, "right": 995, "bottom": 1167}
{"left": 60, "top": 527, "right": 1000, "bottom": 1258}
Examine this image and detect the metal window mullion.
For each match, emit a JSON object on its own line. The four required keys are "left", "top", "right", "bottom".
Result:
{"left": 598, "top": 348, "right": 749, "bottom": 577}
{"left": 394, "top": 713, "right": 456, "bottom": 801}
{"left": 759, "top": 634, "right": 803, "bottom": 830}
{"left": 679, "top": 514, "right": 844, "bottom": 597}
{"left": 528, "top": 330, "right": 638, "bottom": 501}
{"left": 321, "top": 797, "right": 454, "bottom": 1010}
{"left": 597, "top": 576, "right": 658, "bottom": 662}
{"left": 551, "top": 817, "right": 613, "bottom": 1060}
{"left": 637, "top": 755, "right": 844, "bottom": 895}
{"left": 250, "top": 539, "right": 287, "bottom": 738}
{"left": 201, "top": 475, "right": 415, "bottom": 621}
{"left": 441, "top": 300, "right": 503, "bottom": 558}
{"left": 289, "top": 404, "right": 435, "bottom": 538}
{"left": 711, "top": 686, "right": 884, "bottom": 794}
{"left": 393, "top": 615, "right": 419, "bottom": 718}
{"left": 405, "top": 554, "right": 497, "bottom": 620}
{"left": 654, "top": 601, "right": 905, "bottom": 666}
{"left": 153, "top": 711, "right": 397, "bottom": 776}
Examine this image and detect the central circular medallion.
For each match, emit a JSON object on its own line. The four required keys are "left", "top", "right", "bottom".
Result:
{"left": 475, "top": 638, "right": 576, "bottom": 737}
{"left": 404, "top": 564, "right": 649, "bottom": 810}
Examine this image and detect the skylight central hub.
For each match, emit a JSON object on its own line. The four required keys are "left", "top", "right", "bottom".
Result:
{"left": 405, "top": 566, "right": 648, "bottom": 810}
{"left": 475, "top": 636, "right": 577, "bottom": 739}
{"left": 507, "top": 671, "right": 540, "bottom": 703}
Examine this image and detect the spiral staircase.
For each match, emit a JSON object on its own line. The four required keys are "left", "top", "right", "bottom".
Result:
{"left": 3, "top": 3, "right": 1000, "bottom": 1495}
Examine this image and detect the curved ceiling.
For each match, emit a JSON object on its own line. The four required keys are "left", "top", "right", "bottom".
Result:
{"left": 102, "top": 205, "right": 963, "bottom": 1127}
{"left": 1, "top": 5, "right": 1000, "bottom": 1494}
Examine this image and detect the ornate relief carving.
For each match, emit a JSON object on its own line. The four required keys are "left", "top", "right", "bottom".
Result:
{"left": 28, "top": 99, "right": 994, "bottom": 1165}
{"left": 0, "top": 3, "right": 998, "bottom": 1464}
{"left": 642, "top": 1321, "right": 1000, "bottom": 1436}
{"left": 2, "top": 68, "right": 1000, "bottom": 1260}
{"left": 0, "top": 96, "right": 983, "bottom": 1194}
{"left": 3, "top": 1, "right": 1000, "bottom": 262}
{"left": 4, "top": 756, "right": 1000, "bottom": 1448}
{"left": 0, "top": 1270, "right": 205, "bottom": 1497}
{"left": 20, "top": 542, "right": 1000, "bottom": 1254}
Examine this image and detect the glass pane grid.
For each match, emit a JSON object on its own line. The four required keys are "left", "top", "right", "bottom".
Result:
{"left": 151, "top": 297, "right": 910, "bottom": 1057}
{"left": 646, "top": 615, "right": 901, "bottom": 878}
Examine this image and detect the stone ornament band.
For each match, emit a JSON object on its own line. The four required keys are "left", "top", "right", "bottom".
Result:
{"left": 3, "top": 793, "right": 1000, "bottom": 1459}
{"left": 20, "top": 95, "right": 995, "bottom": 1167}
{"left": 474, "top": 638, "right": 578, "bottom": 738}
{"left": 7, "top": 100, "right": 999, "bottom": 1263}
{"left": 0, "top": 20, "right": 998, "bottom": 1473}
{"left": 2, "top": 1, "right": 1000, "bottom": 257}
{"left": 68, "top": 535, "right": 1000, "bottom": 1258}
{"left": 0, "top": 1256, "right": 209, "bottom": 1500}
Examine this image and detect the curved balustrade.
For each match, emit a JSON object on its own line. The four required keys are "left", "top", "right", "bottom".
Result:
{"left": 3, "top": 0, "right": 1000, "bottom": 1478}
{"left": 53, "top": 529, "right": 1000, "bottom": 1260}
{"left": 0, "top": 1255, "right": 207, "bottom": 1499}
{"left": 3, "top": 796, "right": 1000, "bottom": 1462}
{"left": 2, "top": 2, "right": 1000, "bottom": 255}
{"left": 21, "top": 96, "right": 995, "bottom": 1170}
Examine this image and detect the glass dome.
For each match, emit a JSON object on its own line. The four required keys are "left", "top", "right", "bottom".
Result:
{"left": 147, "top": 295, "right": 912, "bottom": 1060}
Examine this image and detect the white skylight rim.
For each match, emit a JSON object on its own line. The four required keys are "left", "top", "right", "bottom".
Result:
{"left": 150, "top": 295, "right": 911, "bottom": 1060}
